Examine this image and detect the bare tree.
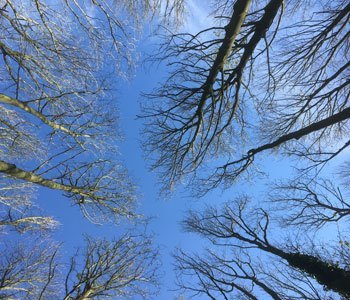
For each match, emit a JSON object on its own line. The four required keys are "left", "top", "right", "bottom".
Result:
{"left": 270, "top": 178, "right": 350, "bottom": 230}
{"left": 140, "top": 1, "right": 350, "bottom": 298}
{"left": 63, "top": 234, "right": 159, "bottom": 299}
{"left": 0, "top": 0, "right": 186, "bottom": 224}
{"left": 143, "top": 0, "right": 285, "bottom": 189}
{"left": 175, "top": 197, "right": 350, "bottom": 299}
{"left": 0, "top": 1, "right": 184, "bottom": 299}
{"left": 143, "top": 0, "right": 350, "bottom": 193}
{"left": 0, "top": 233, "right": 160, "bottom": 299}
{"left": 0, "top": 0, "right": 139, "bottom": 223}
{"left": 0, "top": 239, "right": 59, "bottom": 299}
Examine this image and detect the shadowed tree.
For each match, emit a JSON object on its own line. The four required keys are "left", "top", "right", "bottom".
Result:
{"left": 143, "top": 0, "right": 350, "bottom": 194}
{"left": 175, "top": 197, "right": 350, "bottom": 299}
{"left": 141, "top": 1, "right": 350, "bottom": 298}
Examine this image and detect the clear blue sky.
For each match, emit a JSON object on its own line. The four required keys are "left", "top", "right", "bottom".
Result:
{"left": 37, "top": 56, "right": 207, "bottom": 299}
{"left": 3, "top": 1, "right": 346, "bottom": 299}
{"left": 37, "top": 71, "right": 294, "bottom": 298}
{"left": 34, "top": 8, "right": 218, "bottom": 298}
{"left": 35, "top": 8, "right": 299, "bottom": 298}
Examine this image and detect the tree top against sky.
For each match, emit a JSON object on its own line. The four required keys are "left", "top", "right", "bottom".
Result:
{"left": 1, "top": 0, "right": 350, "bottom": 299}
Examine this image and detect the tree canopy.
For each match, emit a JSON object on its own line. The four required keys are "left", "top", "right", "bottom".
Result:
{"left": 0, "top": 0, "right": 182, "bottom": 298}
{"left": 144, "top": 0, "right": 350, "bottom": 194}
{"left": 142, "top": 0, "right": 350, "bottom": 298}
{"left": 1, "top": 0, "right": 349, "bottom": 298}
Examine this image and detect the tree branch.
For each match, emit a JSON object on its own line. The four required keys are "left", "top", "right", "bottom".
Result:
{"left": 0, "top": 93, "right": 86, "bottom": 138}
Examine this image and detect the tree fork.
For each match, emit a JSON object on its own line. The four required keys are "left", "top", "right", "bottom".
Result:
{"left": 197, "top": 0, "right": 252, "bottom": 112}
{"left": 225, "top": 0, "right": 284, "bottom": 86}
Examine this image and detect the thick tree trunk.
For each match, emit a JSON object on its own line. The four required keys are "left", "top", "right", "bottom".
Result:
{"left": 267, "top": 245, "right": 350, "bottom": 297}
{"left": 198, "top": 0, "right": 252, "bottom": 110}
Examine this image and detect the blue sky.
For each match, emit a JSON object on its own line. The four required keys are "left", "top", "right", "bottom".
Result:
{"left": 36, "top": 52, "right": 296, "bottom": 300}
{"left": 36, "top": 48, "right": 202, "bottom": 300}
{"left": 7, "top": 1, "right": 346, "bottom": 298}
{"left": 33, "top": 6, "right": 218, "bottom": 299}
{"left": 37, "top": 65, "right": 297, "bottom": 297}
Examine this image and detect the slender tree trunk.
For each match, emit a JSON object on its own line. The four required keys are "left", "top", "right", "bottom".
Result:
{"left": 249, "top": 107, "right": 350, "bottom": 156}
{"left": 0, "top": 93, "right": 82, "bottom": 137}
{"left": 0, "top": 160, "right": 89, "bottom": 197}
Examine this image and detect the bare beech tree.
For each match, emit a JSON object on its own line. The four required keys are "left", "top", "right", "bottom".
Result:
{"left": 143, "top": 0, "right": 350, "bottom": 193}
{"left": 63, "top": 234, "right": 159, "bottom": 299}
{"left": 0, "top": 0, "right": 185, "bottom": 224}
{"left": 140, "top": 1, "right": 350, "bottom": 298}
{"left": 0, "top": 0, "right": 141, "bottom": 223}
{"left": 175, "top": 198, "right": 350, "bottom": 299}
{"left": 0, "top": 234, "right": 159, "bottom": 299}
{"left": 0, "top": 1, "right": 184, "bottom": 299}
